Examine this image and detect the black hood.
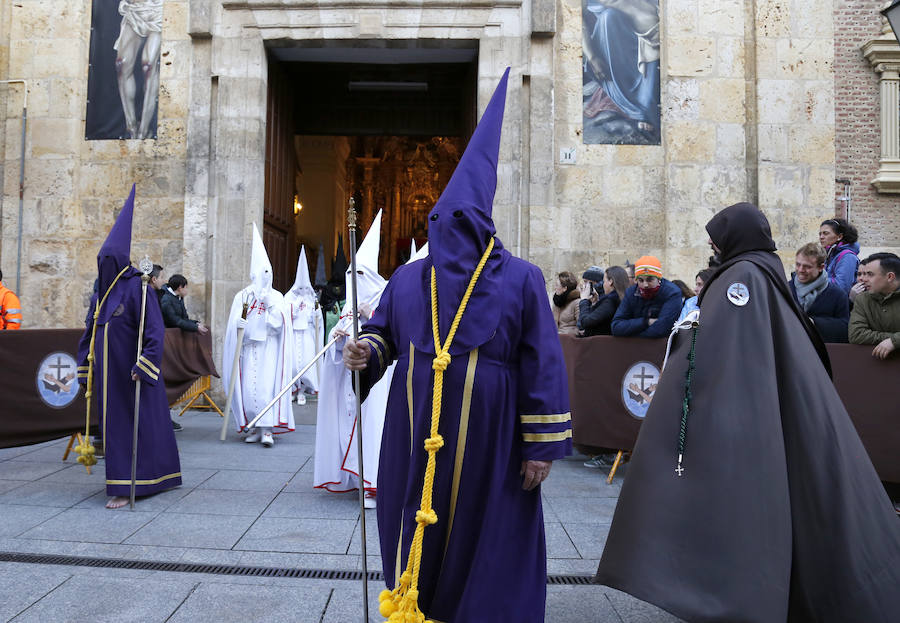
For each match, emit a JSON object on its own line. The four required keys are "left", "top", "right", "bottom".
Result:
{"left": 700, "top": 202, "right": 831, "bottom": 377}
{"left": 705, "top": 202, "right": 777, "bottom": 262}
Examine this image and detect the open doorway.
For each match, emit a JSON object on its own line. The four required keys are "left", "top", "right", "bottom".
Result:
{"left": 263, "top": 41, "right": 478, "bottom": 292}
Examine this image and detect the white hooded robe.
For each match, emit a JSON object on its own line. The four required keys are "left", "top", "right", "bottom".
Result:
{"left": 284, "top": 245, "right": 320, "bottom": 395}
{"left": 314, "top": 211, "right": 398, "bottom": 492}
{"left": 222, "top": 223, "right": 295, "bottom": 433}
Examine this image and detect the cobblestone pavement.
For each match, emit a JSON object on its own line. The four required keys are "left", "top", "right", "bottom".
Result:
{"left": 0, "top": 404, "right": 682, "bottom": 622}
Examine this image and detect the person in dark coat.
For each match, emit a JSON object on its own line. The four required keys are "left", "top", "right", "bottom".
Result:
{"left": 596, "top": 202, "right": 900, "bottom": 623}
{"left": 789, "top": 242, "right": 849, "bottom": 343}
{"left": 610, "top": 255, "right": 682, "bottom": 338}
{"left": 76, "top": 186, "right": 182, "bottom": 509}
{"left": 578, "top": 265, "right": 628, "bottom": 337}
{"left": 160, "top": 274, "right": 208, "bottom": 334}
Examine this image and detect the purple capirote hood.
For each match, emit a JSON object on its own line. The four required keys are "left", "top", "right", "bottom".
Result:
{"left": 424, "top": 68, "right": 510, "bottom": 350}
{"left": 95, "top": 184, "right": 139, "bottom": 324}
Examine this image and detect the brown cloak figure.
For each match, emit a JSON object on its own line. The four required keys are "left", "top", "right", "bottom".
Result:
{"left": 596, "top": 203, "right": 900, "bottom": 622}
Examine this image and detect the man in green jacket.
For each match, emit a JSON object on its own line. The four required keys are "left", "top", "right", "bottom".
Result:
{"left": 849, "top": 252, "right": 900, "bottom": 360}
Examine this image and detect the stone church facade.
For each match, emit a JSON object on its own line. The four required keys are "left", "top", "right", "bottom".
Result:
{"left": 0, "top": 0, "right": 897, "bottom": 358}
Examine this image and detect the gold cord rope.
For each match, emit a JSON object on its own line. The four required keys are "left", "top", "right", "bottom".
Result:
{"left": 379, "top": 237, "right": 495, "bottom": 623}
{"left": 75, "top": 266, "right": 130, "bottom": 470}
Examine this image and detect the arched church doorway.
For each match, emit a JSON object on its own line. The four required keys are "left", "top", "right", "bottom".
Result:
{"left": 263, "top": 41, "right": 478, "bottom": 293}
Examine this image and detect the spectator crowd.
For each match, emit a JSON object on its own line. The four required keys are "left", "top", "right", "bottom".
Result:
{"left": 550, "top": 213, "right": 900, "bottom": 470}
{"left": 551, "top": 215, "right": 900, "bottom": 358}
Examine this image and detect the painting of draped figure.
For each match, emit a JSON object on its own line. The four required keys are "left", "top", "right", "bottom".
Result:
{"left": 582, "top": 0, "right": 661, "bottom": 145}
{"left": 86, "top": 0, "right": 162, "bottom": 140}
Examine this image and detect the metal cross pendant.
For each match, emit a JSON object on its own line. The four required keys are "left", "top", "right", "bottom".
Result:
{"left": 675, "top": 464, "right": 684, "bottom": 476}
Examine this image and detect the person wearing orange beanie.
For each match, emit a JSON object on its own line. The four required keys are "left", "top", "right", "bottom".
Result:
{"left": 610, "top": 255, "right": 681, "bottom": 337}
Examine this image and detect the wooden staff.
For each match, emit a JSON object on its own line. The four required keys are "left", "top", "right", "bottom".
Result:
{"left": 347, "top": 197, "right": 370, "bottom": 623}
{"left": 130, "top": 257, "right": 153, "bottom": 510}
{"left": 242, "top": 334, "right": 338, "bottom": 431}
{"left": 219, "top": 295, "right": 250, "bottom": 441}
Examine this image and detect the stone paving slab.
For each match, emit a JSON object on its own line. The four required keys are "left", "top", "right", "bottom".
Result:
{"left": 168, "top": 581, "right": 332, "bottom": 623}
{"left": 0, "top": 481, "right": 102, "bottom": 508}
{"left": 0, "top": 479, "right": 26, "bottom": 495}
{"left": 0, "top": 461, "right": 67, "bottom": 482}
{"left": 564, "top": 522, "right": 610, "bottom": 560}
{"left": 167, "top": 489, "right": 279, "bottom": 517}
{"left": 34, "top": 464, "right": 107, "bottom": 485}
{"left": 544, "top": 521, "right": 582, "bottom": 559}
{"left": 261, "top": 490, "right": 361, "bottom": 520}
{"left": 234, "top": 516, "right": 358, "bottom": 554}
{"left": 0, "top": 505, "right": 64, "bottom": 538}
{"left": 124, "top": 512, "right": 258, "bottom": 549}
{"left": 196, "top": 468, "right": 296, "bottom": 492}
{"left": 7, "top": 573, "right": 196, "bottom": 623}
{"left": 18, "top": 507, "right": 157, "bottom": 544}
{"left": 545, "top": 494, "right": 619, "bottom": 524}
{"left": 0, "top": 563, "right": 72, "bottom": 622}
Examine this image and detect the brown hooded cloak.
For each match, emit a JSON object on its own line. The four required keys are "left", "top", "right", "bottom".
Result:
{"left": 595, "top": 203, "right": 900, "bottom": 622}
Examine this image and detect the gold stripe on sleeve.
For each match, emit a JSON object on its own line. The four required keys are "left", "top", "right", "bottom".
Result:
{"left": 136, "top": 361, "right": 158, "bottom": 381}
{"left": 522, "top": 430, "right": 573, "bottom": 443}
{"left": 139, "top": 356, "right": 160, "bottom": 374}
{"left": 363, "top": 333, "right": 390, "bottom": 357}
{"left": 520, "top": 412, "right": 571, "bottom": 424}
{"left": 361, "top": 336, "right": 385, "bottom": 372}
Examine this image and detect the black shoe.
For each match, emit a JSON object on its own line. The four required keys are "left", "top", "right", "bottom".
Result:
{"left": 172, "top": 419, "right": 183, "bottom": 432}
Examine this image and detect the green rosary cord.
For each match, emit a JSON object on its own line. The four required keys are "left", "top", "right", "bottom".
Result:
{"left": 676, "top": 327, "right": 698, "bottom": 477}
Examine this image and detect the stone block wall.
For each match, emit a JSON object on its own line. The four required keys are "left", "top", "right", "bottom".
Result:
{"left": 0, "top": 0, "right": 194, "bottom": 329}
{"left": 544, "top": 0, "right": 836, "bottom": 285}
{"left": 835, "top": 0, "right": 900, "bottom": 255}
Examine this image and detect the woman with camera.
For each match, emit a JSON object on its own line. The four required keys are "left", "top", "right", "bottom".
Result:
{"left": 577, "top": 265, "right": 630, "bottom": 337}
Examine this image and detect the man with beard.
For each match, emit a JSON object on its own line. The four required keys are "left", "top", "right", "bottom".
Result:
{"left": 595, "top": 202, "right": 900, "bottom": 622}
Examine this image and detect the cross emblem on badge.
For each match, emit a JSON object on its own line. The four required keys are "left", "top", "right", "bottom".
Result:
{"left": 726, "top": 282, "right": 750, "bottom": 306}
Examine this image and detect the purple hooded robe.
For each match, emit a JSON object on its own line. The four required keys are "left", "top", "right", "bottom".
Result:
{"left": 356, "top": 69, "right": 572, "bottom": 622}
{"left": 77, "top": 186, "right": 182, "bottom": 497}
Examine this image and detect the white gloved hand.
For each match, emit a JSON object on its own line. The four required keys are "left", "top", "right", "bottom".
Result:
{"left": 236, "top": 317, "right": 248, "bottom": 330}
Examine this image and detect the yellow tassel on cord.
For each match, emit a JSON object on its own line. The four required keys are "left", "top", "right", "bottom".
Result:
{"left": 76, "top": 266, "right": 129, "bottom": 472}
{"left": 380, "top": 237, "right": 495, "bottom": 623}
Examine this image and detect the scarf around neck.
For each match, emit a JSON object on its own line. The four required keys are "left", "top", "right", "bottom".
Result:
{"left": 794, "top": 270, "right": 828, "bottom": 311}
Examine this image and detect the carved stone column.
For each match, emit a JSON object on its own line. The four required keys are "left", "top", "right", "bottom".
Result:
{"left": 863, "top": 27, "right": 900, "bottom": 193}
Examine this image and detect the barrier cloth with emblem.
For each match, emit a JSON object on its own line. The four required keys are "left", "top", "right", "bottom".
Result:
{"left": 0, "top": 329, "right": 90, "bottom": 448}
{"left": 1, "top": 329, "right": 218, "bottom": 448}
{"left": 560, "top": 335, "right": 900, "bottom": 483}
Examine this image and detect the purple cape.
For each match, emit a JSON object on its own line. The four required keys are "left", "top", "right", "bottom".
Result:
{"left": 358, "top": 251, "right": 572, "bottom": 622}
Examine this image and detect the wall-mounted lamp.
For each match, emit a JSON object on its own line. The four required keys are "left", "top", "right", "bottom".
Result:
{"left": 293, "top": 194, "right": 303, "bottom": 215}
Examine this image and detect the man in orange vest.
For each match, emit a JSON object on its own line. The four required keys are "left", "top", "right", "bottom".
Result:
{"left": 0, "top": 269, "right": 22, "bottom": 330}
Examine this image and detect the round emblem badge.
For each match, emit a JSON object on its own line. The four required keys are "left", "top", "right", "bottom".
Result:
{"left": 621, "top": 361, "right": 661, "bottom": 419}
{"left": 36, "top": 352, "right": 81, "bottom": 409}
{"left": 726, "top": 282, "right": 750, "bottom": 306}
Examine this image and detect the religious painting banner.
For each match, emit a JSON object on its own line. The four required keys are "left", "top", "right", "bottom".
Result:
{"left": 85, "top": 0, "right": 162, "bottom": 140}
{"left": 582, "top": 0, "right": 661, "bottom": 145}
{"left": 0, "top": 329, "right": 91, "bottom": 449}
{"left": 161, "top": 328, "right": 220, "bottom": 405}
{"left": 560, "top": 336, "right": 900, "bottom": 483}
